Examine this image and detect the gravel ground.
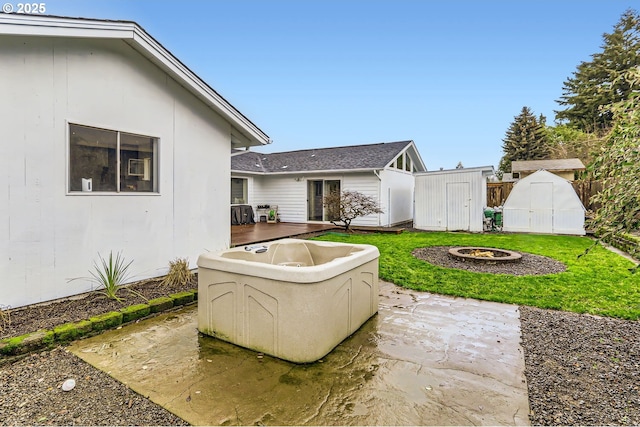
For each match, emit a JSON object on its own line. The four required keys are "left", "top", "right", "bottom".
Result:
{"left": 1, "top": 246, "right": 639, "bottom": 426}
{"left": 520, "top": 306, "right": 640, "bottom": 426}
{"left": 1, "top": 278, "right": 194, "bottom": 426}
{"left": 0, "top": 347, "right": 189, "bottom": 426}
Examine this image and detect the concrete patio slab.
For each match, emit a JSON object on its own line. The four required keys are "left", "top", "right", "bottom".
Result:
{"left": 69, "top": 282, "right": 530, "bottom": 425}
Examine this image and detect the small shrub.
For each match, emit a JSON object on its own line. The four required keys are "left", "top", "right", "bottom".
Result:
{"left": 162, "top": 257, "right": 195, "bottom": 287}
{"left": 90, "top": 251, "right": 133, "bottom": 301}
{"left": 69, "top": 251, "right": 142, "bottom": 302}
{"left": 323, "top": 190, "right": 384, "bottom": 231}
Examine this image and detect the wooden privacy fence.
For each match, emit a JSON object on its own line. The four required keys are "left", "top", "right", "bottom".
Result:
{"left": 487, "top": 180, "right": 602, "bottom": 211}
{"left": 486, "top": 182, "right": 513, "bottom": 208}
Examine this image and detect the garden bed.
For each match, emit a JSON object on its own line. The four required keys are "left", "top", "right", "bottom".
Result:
{"left": 1, "top": 276, "right": 196, "bottom": 340}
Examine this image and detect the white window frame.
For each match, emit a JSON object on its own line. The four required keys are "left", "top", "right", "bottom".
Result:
{"left": 231, "top": 177, "right": 249, "bottom": 204}
{"left": 67, "top": 123, "right": 159, "bottom": 195}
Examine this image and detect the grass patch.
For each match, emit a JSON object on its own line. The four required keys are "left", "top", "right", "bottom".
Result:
{"left": 312, "top": 231, "right": 640, "bottom": 320}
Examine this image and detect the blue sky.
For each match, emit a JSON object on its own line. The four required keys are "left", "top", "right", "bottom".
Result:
{"left": 38, "top": 0, "right": 633, "bottom": 170}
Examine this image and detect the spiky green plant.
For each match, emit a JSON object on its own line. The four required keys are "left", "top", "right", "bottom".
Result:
{"left": 89, "top": 251, "right": 134, "bottom": 302}
{"left": 161, "top": 257, "right": 194, "bottom": 287}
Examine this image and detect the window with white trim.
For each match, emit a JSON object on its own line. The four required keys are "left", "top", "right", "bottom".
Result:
{"left": 396, "top": 154, "right": 404, "bottom": 169}
{"left": 69, "top": 124, "right": 158, "bottom": 193}
{"left": 231, "top": 178, "right": 248, "bottom": 204}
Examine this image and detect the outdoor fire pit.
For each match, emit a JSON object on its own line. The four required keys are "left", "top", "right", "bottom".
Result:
{"left": 448, "top": 247, "right": 522, "bottom": 263}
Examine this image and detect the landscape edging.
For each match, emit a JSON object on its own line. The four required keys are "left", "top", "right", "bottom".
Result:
{"left": 0, "top": 289, "right": 198, "bottom": 359}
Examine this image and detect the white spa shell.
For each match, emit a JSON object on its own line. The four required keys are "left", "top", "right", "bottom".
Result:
{"left": 197, "top": 239, "right": 380, "bottom": 363}
{"left": 502, "top": 170, "right": 586, "bottom": 235}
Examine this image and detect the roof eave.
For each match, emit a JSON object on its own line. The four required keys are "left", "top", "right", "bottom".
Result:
{"left": 231, "top": 167, "right": 386, "bottom": 175}
{"left": 406, "top": 141, "right": 427, "bottom": 172}
{"left": 125, "top": 31, "right": 270, "bottom": 147}
{"left": 381, "top": 141, "right": 427, "bottom": 172}
{"left": 415, "top": 165, "right": 495, "bottom": 176}
{"left": 0, "top": 14, "right": 270, "bottom": 147}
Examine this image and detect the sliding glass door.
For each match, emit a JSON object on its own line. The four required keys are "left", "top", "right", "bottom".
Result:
{"left": 307, "top": 180, "right": 340, "bottom": 221}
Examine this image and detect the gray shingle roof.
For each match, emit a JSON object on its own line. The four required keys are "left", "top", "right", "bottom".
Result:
{"left": 511, "top": 158, "right": 585, "bottom": 173}
{"left": 232, "top": 141, "right": 415, "bottom": 173}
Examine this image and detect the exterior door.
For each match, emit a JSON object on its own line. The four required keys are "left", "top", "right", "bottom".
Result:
{"left": 308, "top": 180, "right": 324, "bottom": 221}
{"left": 530, "top": 182, "right": 553, "bottom": 233}
{"left": 307, "top": 180, "right": 340, "bottom": 221}
{"left": 446, "top": 182, "right": 470, "bottom": 231}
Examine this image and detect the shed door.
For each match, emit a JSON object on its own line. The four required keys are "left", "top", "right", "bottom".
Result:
{"left": 446, "top": 182, "right": 470, "bottom": 231}
{"left": 530, "top": 182, "right": 553, "bottom": 233}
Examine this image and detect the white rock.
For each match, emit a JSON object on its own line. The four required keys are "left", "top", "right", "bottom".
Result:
{"left": 61, "top": 378, "right": 76, "bottom": 391}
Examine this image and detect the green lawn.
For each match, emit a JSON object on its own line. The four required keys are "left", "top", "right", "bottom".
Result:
{"left": 312, "top": 231, "right": 640, "bottom": 320}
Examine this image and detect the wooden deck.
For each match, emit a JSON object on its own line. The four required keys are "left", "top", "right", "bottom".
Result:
{"left": 231, "top": 222, "right": 339, "bottom": 247}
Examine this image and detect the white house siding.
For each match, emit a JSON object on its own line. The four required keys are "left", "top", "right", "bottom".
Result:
{"left": 235, "top": 170, "right": 416, "bottom": 227}
{"left": 251, "top": 175, "right": 308, "bottom": 223}
{"left": 414, "top": 169, "right": 489, "bottom": 232}
{"left": 2, "top": 36, "right": 233, "bottom": 308}
{"left": 377, "top": 169, "right": 414, "bottom": 226}
{"left": 238, "top": 172, "right": 392, "bottom": 226}
{"left": 342, "top": 173, "right": 382, "bottom": 226}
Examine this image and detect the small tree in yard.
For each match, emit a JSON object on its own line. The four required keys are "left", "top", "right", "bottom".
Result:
{"left": 324, "top": 190, "right": 383, "bottom": 232}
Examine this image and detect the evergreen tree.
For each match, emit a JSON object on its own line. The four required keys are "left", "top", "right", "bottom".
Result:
{"left": 555, "top": 9, "right": 640, "bottom": 134}
{"left": 498, "top": 106, "right": 550, "bottom": 174}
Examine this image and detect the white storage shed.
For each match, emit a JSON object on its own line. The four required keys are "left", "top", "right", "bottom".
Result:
{"left": 502, "top": 170, "right": 586, "bottom": 235}
{"left": 414, "top": 166, "right": 495, "bottom": 232}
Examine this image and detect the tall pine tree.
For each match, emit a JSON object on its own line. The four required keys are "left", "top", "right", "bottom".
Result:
{"left": 499, "top": 106, "right": 550, "bottom": 175}
{"left": 555, "top": 9, "right": 640, "bottom": 134}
